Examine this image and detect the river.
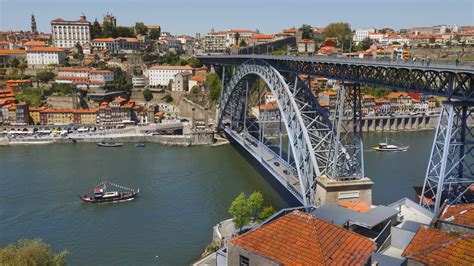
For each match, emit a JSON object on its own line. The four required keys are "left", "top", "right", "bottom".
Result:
{"left": 0, "top": 130, "right": 434, "bottom": 265}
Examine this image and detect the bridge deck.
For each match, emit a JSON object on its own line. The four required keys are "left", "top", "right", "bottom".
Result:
{"left": 199, "top": 54, "right": 474, "bottom": 73}
{"left": 225, "top": 128, "right": 304, "bottom": 203}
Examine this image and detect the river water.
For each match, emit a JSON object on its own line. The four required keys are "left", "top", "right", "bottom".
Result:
{"left": 0, "top": 130, "right": 434, "bottom": 265}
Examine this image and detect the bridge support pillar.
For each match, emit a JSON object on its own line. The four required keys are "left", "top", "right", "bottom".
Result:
{"left": 314, "top": 175, "right": 374, "bottom": 206}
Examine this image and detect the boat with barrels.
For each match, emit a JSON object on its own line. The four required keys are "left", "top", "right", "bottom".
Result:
{"left": 80, "top": 181, "right": 139, "bottom": 203}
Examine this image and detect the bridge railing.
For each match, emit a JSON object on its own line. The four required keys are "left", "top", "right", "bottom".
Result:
{"left": 200, "top": 54, "right": 474, "bottom": 71}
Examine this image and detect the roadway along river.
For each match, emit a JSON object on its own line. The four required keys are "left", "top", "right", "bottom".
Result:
{"left": 0, "top": 130, "right": 434, "bottom": 265}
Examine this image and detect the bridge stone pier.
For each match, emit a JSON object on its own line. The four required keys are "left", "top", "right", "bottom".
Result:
{"left": 199, "top": 54, "right": 474, "bottom": 212}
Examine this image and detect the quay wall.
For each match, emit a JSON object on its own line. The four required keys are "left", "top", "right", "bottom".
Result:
{"left": 0, "top": 132, "right": 215, "bottom": 147}
{"left": 350, "top": 114, "right": 438, "bottom": 132}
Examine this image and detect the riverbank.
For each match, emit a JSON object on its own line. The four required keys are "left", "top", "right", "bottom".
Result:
{"left": 0, "top": 131, "right": 216, "bottom": 147}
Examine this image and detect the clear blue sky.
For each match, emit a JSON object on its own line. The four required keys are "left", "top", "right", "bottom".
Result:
{"left": 1, "top": 0, "right": 473, "bottom": 35}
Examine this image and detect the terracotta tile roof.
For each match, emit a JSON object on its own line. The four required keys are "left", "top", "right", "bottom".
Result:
{"left": 24, "top": 41, "right": 46, "bottom": 47}
{"left": 146, "top": 25, "right": 161, "bottom": 29}
{"left": 29, "top": 106, "right": 46, "bottom": 111}
{"left": 254, "top": 101, "right": 279, "bottom": 111}
{"left": 0, "top": 49, "right": 26, "bottom": 55}
{"left": 111, "top": 96, "right": 128, "bottom": 104}
{"left": 155, "top": 111, "right": 165, "bottom": 117}
{"left": 0, "top": 41, "right": 9, "bottom": 45}
{"left": 118, "top": 37, "right": 139, "bottom": 43}
{"left": 149, "top": 65, "right": 194, "bottom": 70}
{"left": 251, "top": 34, "right": 274, "bottom": 40}
{"left": 402, "top": 227, "right": 474, "bottom": 265}
{"left": 57, "top": 67, "right": 90, "bottom": 72}
{"left": 92, "top": 38, "right": 116, "bottom": 42}
{"left": 28, "top": 47, "right": 64, "bottom": 53}
{"left": 440, "top": 203, "right": 474, "bottom": 227}
{"left": 41, "top": 108, "right": 75, "bottom": 113}
{"left": 74, "top": 108, "right": 97, "bottom": 114}
{"left": 386, "top": 92, "right": 411, "bottom": 99}
{"left": 230, "top": 210, "right": 376, "bottom": 265}
{"left": 363, "top": 94, "right": 376, "bottom": 99}
{"left": 320, "top": 90, "right": 337, "bottom": 95}
{"left": 228, "top": 29, "right": 255, "bottom": 33}
{"left": 89, "top": 69, "right": 112, "bottom": 73}
{"left": 51, "top": 17, "right": 89, "bottom": 23}
{"left": 190, "top": 75, "right": 205, "bottom": 82}
{"left": 299, "top": 39, "right": 315, "bottom": 43}
{"left": 56, "top": 76, "right": 89, "bottom": 81}
{"left": 375, "top": 98, "right": 390, "bottom": 104}
{"left": 339, "top": 201, "right": 372, "bottom": 213}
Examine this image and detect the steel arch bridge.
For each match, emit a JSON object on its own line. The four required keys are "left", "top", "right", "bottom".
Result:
{"left": 200, "top": 55, "right": 474, "bottom": 211}
{"left": 216, "top": 59, "right": 363, "bottom": 206}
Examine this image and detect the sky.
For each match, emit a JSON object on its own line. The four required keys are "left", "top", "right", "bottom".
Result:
{"left": 1, "top": 0, "right": 473, "bottom": 35}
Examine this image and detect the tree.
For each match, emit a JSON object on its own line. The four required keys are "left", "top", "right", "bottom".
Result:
{"left": 105, "top": 68, "right": 132, "bottom": 92}
{"left": 187, "top": 57, "right": 202, "bottom": 68}
{"left": 323, "top": 22, "right": 352, "bottom": 51}
{"left": 91, "top": 19, "right": 102, "bottom": 39}
{"left": 73, "top": 43, "right": 84, "bottom": 60}
{"left": 11, "top": 57, "right": 20, "bottom": 68}
{"left": 162, "top": 94, "right": 173, "bottom": 103}
{"left": 229, "top": 193, "right": 251, "bottom": 232}
{"left": 135, "top": 22, "right": 147, "bottom": 36}
{"left": 299, "top": 24, "right": 313, "bottom": 39}
{"left": 102, "top": 21, "right": 116, "bottom": 38}
{"left": 18, "top": 61, "right": 28, "bottom": 78}
{"left": 247, "top": 191, "right": 264, "bottom": 220}
{"left": 0, "top": 239, "right": 68, "bottom": 266}
{"left": 257, "top": 206, "right": 276, "bottom": 223}
{"left": 239, "top": 39, "right": 247, "bottom": 47}
{"left": 143, "top": 89, "right": 153, "bottom": 101}
{"left": 116, "top": 26, "right": 135, "bottom": 38}
{"left": 37, "top": 71, "right": 56, "bottom": 83}
{"left": 360, "top": 37, "right": 373, "bottom": 50}
{"left": 149, "top": 28, "right": 161, "bottom": 40}
{"left": 234, "top": 32, "right": 240, "bottom": 46}
{"left": 206, "top": 72, "right": 221, "bottom": 101}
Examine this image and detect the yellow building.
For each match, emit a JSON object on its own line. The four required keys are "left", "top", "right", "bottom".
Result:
{"left": 40, "top": 108, "right": 74, "bottom": 125}
{"left": 29, "top": 107, "right": 46, "bottom": 125}
{"left": 73, "top": 109, "right": 97, "bottom": 125}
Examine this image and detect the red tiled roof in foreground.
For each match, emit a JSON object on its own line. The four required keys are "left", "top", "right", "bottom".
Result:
{"left": 230, "top": 210, "right": 376, "bottom": 265}
{"left": 440, "top": 203, "right": 474, "bottom": 227}
{"left": 402, "top": 227, "right": 474, "bottom": 265}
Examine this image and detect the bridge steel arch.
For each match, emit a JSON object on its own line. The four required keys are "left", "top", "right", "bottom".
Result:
{"left": 218, "top": 59, "right": 352, "bottom": 206}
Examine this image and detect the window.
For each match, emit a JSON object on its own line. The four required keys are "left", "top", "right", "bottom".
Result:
{"left": 239, "top": 255, "right": 249, "bottom": 266}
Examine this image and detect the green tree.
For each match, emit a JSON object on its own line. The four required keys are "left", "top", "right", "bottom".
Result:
{"left": 187, "top": 57, "right": 202, "bottom": 68}
{"left": 11, "top": 57, "right": 20, "bottom": 68}
{"left": 239, "top": 39, "right": 247, "bottom": 47}
{"left": 51, "top": 83, "right": 72, "bottom": 96}
{"left": 37, "top": 71, "right": 56, "bottom": 83}
{"left": 16, "top": 87, "right": 45, "bottom": 106}
{"left": 258, "top": 206, "right": 276, "bottom": 223}
{"left": 323, "top": 22, "right": 352, "bottom": 51}
{"left": 102, "top": 21, "right": 116, "bottom": 38}
{"left": 91, "top": 19, "right": 102, "bottom": 39}
{"left": 143, "top": 89, "right": 153, "bottom": 101}
{"left": 229, "top": 193, "right": 252, "bottom": 232}
{"left": 206, "top": 72, "right": 221, "bottom": 101}
{"left": 105, "top": 68, "right": 132, "bottom": 92}
{"left": 73, "top": 43, "right": 84, "bottom": 60}
{"left": 135, "top": 22, "right": 147, "bottom": 36}
{"left": 299, "top": 24, "right": 313, "bottom": 39}
{"left": 360, "top": 37, "right": 373, "bottom": 50}
{"left": 116, "top": 26, "right": 135, "bottom": 38}
{"left": 162, "top": 94, "right": 173, "bottom": 103}
{"left": 234, "top": 32, "right": 240, "bottom": 46}
{"left": 18, "top": 61, "right": 28, "bottom": 78}
{"left": 247, "top": 191, "right": 264, "bottom": 220}
{"left": 0, "top": 239, "right": 68, "bottom": 266}
{"left": 149, "top": 28, "right": 161, "bottom": 40}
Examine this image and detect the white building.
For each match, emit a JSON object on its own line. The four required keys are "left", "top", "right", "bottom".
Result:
{"left": 204, "top": 31, "right": 227, "bottom": 54}
{"left": 148, "top": 65, "right": 194, "bottom": 87}
{"left": 226, "top": 29, "right": 255, "bottom": 47}
{"left": 353, "top": 28, "right": 376, "bottom": 44}
{"left": 51, "top": 14, "right": 91, "bottom": 49}
{"left": 132, "top": 76, "right": 146, "bottom": 88}
{"left": 27, "top": 47, "right": 66, "bottom": 67}
{"left": 55, "top": 67, "right": 113, "bottom": 86}
{"left": 91, "top": 38, "right": 119, "bottom": 53}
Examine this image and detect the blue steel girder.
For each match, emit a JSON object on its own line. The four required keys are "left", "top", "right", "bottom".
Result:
{"left": 218, "top": 59, "right": 354, "bottom": 206}
{"left": 199, "top": 55, "right": 474, "bottom": 102}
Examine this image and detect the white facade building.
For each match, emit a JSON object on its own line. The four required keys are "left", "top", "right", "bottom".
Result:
{"left": 204, "top": 31, "right": 227, "bottom": 54}
{"left": 353, "top": 28, "right": 376, "bottom": 44}
{"left": 27, "top": 47, "right": 66, "bottom": 67}
{"left": 55, "top": 67, "right": 113, "bottom": 86}
{"left": 226, "top": 30, "right": 255, "bottom": 47}
{"left": 91, "top": 38, "right": 119, "bottom": 53}
{"left": 148, "top": 66, "right": 194, "bottom": 87}
{"left": 51, "top": 15, "right": 91, "bottom": 49}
